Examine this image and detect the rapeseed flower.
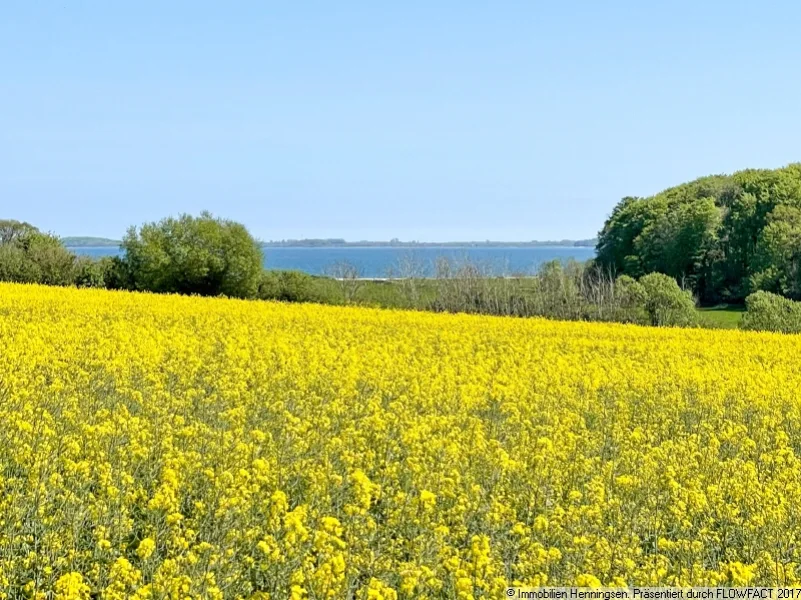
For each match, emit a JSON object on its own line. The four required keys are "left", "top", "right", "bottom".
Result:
{"left": 0, "top": 282, "right": 799, "bottom": 596}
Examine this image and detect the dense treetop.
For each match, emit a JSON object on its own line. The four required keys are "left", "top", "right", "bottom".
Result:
{"left": 122, "top": 212, "right": 264, "bottom": 299}
{"left": 596, "top": 163, "right": 801, "bottom": 302}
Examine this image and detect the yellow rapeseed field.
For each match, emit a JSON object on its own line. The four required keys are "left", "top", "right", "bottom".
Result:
{"left": 2, "top": 283, "right": 801, "bottom": 598}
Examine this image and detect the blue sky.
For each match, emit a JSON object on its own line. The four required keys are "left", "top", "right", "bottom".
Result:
{"left": 2, "top": 1, "right": 800, "bottom": 241}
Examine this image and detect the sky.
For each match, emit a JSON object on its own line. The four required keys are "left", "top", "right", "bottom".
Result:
{"left": 2, "top": 1, "right": 801, "bottom": 242}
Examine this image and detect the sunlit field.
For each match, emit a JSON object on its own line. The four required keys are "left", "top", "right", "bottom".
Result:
{"left": 2, "top": 283, "right": 801, "bottom": 598}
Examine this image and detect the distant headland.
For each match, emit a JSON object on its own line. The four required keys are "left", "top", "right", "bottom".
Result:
{"left": 61, "top": 237, "right": 121, "bottom": 247}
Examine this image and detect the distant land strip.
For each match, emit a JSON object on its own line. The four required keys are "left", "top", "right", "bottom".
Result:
{"left": 260, "top": 238, "right": 598, "bottom": 248}
{"left": 61, "top": 237, "right": 121, "bottom": 247}
{"left": 62, "top": 236, "right": 598, "bottom": 248}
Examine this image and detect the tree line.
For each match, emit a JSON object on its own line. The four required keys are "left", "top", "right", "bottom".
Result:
{"left": 596, "top": 162, "right": 801, "bottom": 303}
{"left": 0, "top": 213, "right": 264, "bottom": 298}
{"left": 0, "top": 213, "right": 702, "bottom": 328}
{"left": 11, "top": 159, "right": 801, "bottom": 332}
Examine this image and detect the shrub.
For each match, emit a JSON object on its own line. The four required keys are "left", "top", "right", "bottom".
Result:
{"left": 0, "top": 220, "right": 77, "bottom": 285}
{"left": 638, "top": 272, "right": 697, "bottom": 327}
{"left": 73, "top": 256, "right": 107, "bottom": 288}
{"left": 258, "top": 270, "right": 315, "bottom": 302}
{"left": 741, "top": 290, "right": 801, "bottom": 333}
{"left": 532, "top": 260, "right": 585, "bottom": 320}
{"left": 98, "top": 256, "right": 133, "bottom": 290}
{"left": 0, "top": 244, "right": 35, "bottom": 283}
{"left": 601, "top": 274, "right": 649, "bottom": 324}
{"left": 122, "top": 212, "right": 263, "bottom": 298}
{"left": 72, "top": 256, "right": 129, "bottom": 289}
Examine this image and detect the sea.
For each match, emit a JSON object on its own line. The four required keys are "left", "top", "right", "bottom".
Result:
{"left": 68, "top": 246, "right": 597, "bottom": 278}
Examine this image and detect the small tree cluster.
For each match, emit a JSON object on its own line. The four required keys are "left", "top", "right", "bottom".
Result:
{"left": 0, "top": 213, "right": 264, "bottom": 300}
{"left": 426, "top": 259, "right": 698, "bottom": 327}
{"left": 0, "top": 220, "right": 77, "bottom": 285}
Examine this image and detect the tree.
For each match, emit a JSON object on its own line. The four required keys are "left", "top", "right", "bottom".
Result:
{"left": 634, "top": 198, "right": 721, "bottom": 291}
{"left": 596, "top": 164, "right": 801, "bottom": 303}
{"left": 0, "top": 219, "right": 38, "bottom": 245}
{"left": 595, "top": 196, "right": 649, "bottom": 275}
{"left": 0, "top": 219, "right": 77, "bottom": 285}
{"left": 750, "top": 205, "right": 801, "bottom": 299}
{"left": 122, "top": 212, "right": 263, "bottom": 298}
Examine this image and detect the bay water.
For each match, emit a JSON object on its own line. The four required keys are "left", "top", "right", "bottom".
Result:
{"left": 69, "top": 246, "right": 596, "bottom": 278}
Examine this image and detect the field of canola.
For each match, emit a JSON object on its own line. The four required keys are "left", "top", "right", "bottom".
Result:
{"left": 2, "top": 283, "right": 801, "bottom": 598}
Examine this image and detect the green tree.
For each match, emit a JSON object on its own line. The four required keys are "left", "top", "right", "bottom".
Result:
{"left": 0, "top": 219, "right": 77, "bottom": 285}
{"left": 122, "top": 212, "right": 263, "bottom": 298}
{"left": 634, "top": 198, "right": 721, "bottom": 289}
{"left": 596, "top": 164, "right": 801, "bottom": 303}
{"left": 638, "top": 272, "right": 697, "bottom": 327}
{"left": 595, "top": 196, "right": 650, "bottom": 276}
{"left": 750, "top": 205, "right": 801, "bottom": 298}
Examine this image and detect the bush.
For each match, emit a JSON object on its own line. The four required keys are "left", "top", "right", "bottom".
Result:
{"left": 638, "top": 272, "right": 697, "bottom": 327}
{"left": 424, "top": 260, "right": 695, "bottom": 326}
{"left": 98, "top": 256, "right": 133, "bottom": 290}
{"left": 741, "top": 290, "right": 801, "bottom": 333}
{"left": 0, "top": 220, "right": 77, "bottom": 285}
{"left": 72, "top": 256, "right": 130, "bottom": 289}
{"left": 600, "top": 274, "right": 649, "bottom": 324}
{"left": 532, "top": 260, "right": 585, "bottom": 320}
{"left": 258, "top": 270, "right": 315, "bottom": 302}
{"left": 73, "top": 256, "right": 107, "bottom": 288}
{"left": 122, "top": 212, "right": 263, "bottom": 298}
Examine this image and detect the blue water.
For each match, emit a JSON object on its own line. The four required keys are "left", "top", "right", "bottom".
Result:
{"left": 69, "top": 246, "right": 596, "bottom": 277}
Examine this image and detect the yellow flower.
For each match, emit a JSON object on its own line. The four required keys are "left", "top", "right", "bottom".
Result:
{"left": 54, "top": 572, "right": 90, "bottom": 600}
{"left": 0, "top": 281, "right": 800, "bottom": 590}
{"left": 136, "top": 538, "right": 156, "bottom": 561}
{"left": 575, "top": 574, "right": 602, "bottom": 588}
{"left": 419, "top": 489, "right": 437, "bottom": 510}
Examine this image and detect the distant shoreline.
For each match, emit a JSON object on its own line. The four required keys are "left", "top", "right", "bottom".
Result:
{"left": 260, "top": 239, "right": 597, "bottom": 249}
{"left": 61, "top": 237, "right": 120, "bottom": 247}
{"left": 64, "top": 238, "right": 598, "bottom": 249}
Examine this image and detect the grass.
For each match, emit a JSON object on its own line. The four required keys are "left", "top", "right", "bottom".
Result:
{"left": 696, "top": 305, "right": 745, "bottom": 329}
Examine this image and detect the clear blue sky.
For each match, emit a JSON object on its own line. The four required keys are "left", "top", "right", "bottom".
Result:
{"left": 3, "top": 1, "right": 800, "bottom": 241}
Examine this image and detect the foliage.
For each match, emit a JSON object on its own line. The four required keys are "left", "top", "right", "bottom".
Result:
{"left": 259, "top": 262, "right": 704, "bottom": 329}
{"left": 0, "top": 219, "right": 77, "bottom": 285}
{"left": 424, "top": 259, "right": 695, "bottom": 327}
{"left": 121, "top": 212, "right": 263, "bottom": 299}
{"left": 99, "top": 256, "right": 134, "bottom": 290}
{"left": 258, "top": 270, "right": 316, "bottom": 303}
{"left": 741, "top": 290, "right": 801, "bottom": 333}
{"left": 71, "top": 256, "right": 131, "bottom": 290}
{"left": 749, "top": 204, "right": 801, "bottom": 298}
{"left": 608, "top": 274, "right": 649, "bottom": 323}
{"left": 638, "top": 272, "right": 697, "bottom": 327}
{"left": 596, "top": 164, "right": 801, "bottom": 303}
{"left": 3, "top": 282, "right": 801, "bottom": 594}
{"left": 73, "top": 256, "right": 108, "bottom": 288}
